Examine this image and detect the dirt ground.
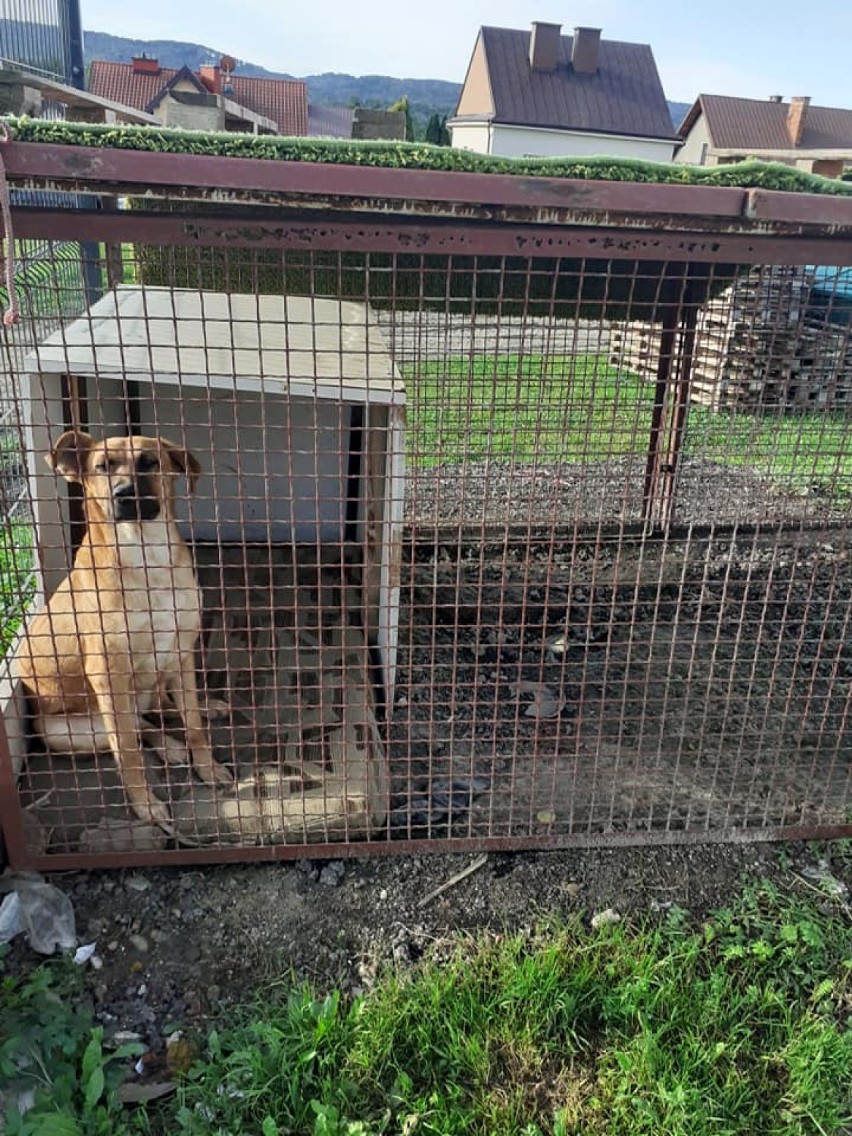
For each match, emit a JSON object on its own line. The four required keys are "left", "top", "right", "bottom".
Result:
{"left": 4, "top": 838, "right": 850, "bottom": 1049}
{"left": 391, "top": 523, "right": 851, "bottom": 839}
{"left": 16, "top": 518, "right": 850, "bottom": 854}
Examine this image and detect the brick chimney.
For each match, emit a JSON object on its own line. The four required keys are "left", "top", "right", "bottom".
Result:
{"left": 787, "top": 96, "right": 810, "bottom": 145}
{"left": 199, "top": 65, "right": 221, "bottom": 93}
{"left": 131, "top": 55, "right": 160, "bottom": 75}
{"left": 768, "top": 94, "right": 782, "bottom": 103}
{"left": 529, "top": 22, "right": 561, "bottom": 71}
{"left": 572, "top": 27, "right": 601, "bottom": 74}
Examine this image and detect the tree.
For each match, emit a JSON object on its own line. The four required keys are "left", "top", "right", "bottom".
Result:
{"left": 425, "top": 113, "right": 441, "bottom": 144}
{"left": 424, "top": 112, "right": 451, "bottom": 146}
{"left": 388, "top": 94, "right": 415, "bottom": 142}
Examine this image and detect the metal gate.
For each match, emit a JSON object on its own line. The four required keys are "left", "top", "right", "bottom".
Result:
{"left": 0, "top": 141, "right": 850, "bottom": 868}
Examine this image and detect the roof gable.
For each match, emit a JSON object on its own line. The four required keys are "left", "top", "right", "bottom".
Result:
{"left": 471, "top": 25, "right": 676, "bottom": 141}
{"left": 456, "top": 31, "right": 494, "bottom": 117}
{"left": 144, "top": 65, "right": 207, "bottom": 114}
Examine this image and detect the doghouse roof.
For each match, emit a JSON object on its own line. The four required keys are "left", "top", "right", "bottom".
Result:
{"left": 28, "top": 287, "right": 405, "bottom": 404}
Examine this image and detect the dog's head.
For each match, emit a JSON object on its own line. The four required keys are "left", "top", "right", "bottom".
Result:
{"left": 47, "top": 431, "right": 202, "bottom": 526}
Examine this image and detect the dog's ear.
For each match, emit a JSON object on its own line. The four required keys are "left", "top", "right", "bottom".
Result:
{"left": 47, "top": 430, "right": 94, "bottom": 483}
{"left": 160, "top": 439, "right": 202, "bottom": 495}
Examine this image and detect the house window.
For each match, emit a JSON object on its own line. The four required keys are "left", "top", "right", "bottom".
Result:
{"left": 700, "top": 143, "right": 708, "bottom": 166}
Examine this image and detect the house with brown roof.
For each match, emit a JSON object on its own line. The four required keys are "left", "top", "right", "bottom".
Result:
{"left": 89, "top": 56, "right": 308, "bottom": 136}
{"left": 448, "top": 22, "right": 680, "bottom": 161}
{"left": 677, "top": 94, "right": 852, "bottom": 178}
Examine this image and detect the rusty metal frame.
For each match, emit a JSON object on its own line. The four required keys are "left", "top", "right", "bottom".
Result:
{"left": 10, "top": 207, "right": 852, "bottom": 266}
{"left": 6, "top": 141, "right": 852, "bottom": 234}
{"left": 1, "top": 140, "right": 851, "bottom": 869}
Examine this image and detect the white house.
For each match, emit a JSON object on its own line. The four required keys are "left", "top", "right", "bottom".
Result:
{"left": 448, "top": 22, "right": 680, "bottom": 162}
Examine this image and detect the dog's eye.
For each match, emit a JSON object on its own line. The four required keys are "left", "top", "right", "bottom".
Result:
{"left": 94, "top": 458, "right": 116, "bottom": 474}
{"left": 137, "top": 454, "right": 160, "bottom": 472}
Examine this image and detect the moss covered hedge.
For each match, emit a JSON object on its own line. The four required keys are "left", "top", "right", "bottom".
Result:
{"left": 6, "top": 116, "right": 852, "bottom": 197}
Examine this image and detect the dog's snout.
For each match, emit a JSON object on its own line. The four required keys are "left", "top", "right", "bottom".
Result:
{"left": 112, "top": 477, "right": 161, "bottom": 523}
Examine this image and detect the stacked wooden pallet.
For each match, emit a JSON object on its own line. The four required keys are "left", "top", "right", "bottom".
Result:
{"left": 610, "top": 267, "right": 852, "bottom": 412}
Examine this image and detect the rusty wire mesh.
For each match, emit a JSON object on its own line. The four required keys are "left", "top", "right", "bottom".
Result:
{"left": 0, "top": 221, "right": 850, "bottom": 868}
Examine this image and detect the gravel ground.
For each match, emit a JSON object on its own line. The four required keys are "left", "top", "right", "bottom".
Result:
{"left": 404, "top": 455, "right": 847, "bottom": 528}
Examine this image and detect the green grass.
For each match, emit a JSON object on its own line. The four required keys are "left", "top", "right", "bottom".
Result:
{"left": 143, "top": 882, "right": 852, "bottom": 1135}
{"left": 0, "top": 519, "right": 35, "bottom": 653}
{"left": 6, "top": 881, "right": 849, "bottom": 1136}
{"left": 405, "top": 353, "right": 852, "bottom": 499}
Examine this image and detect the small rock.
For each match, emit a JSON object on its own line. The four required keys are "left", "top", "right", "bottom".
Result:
{"left": 107, "top": 941, "right": 119, "bottom": 952}
{"left": 319, "top": 861, "right": 345, "bottom": 888}
{"left": 111, "top": 1030, "right": 143, "bottom": 1047}
{"left": 129, "top": 934, "right": 149, "bottom": 953}
{"left": 184, "top": 941, "right": 202, "bottom": 963}
{"left": 562, "top": 882, "right": 581, "bottom": 897}
{"left": 536, "top": 810, "right": 556, "bottom": 825}
{"left": 137, "top": 984, "right": 148, "bottom": 997}
{"left": 125, "top": 875, "right": 151, "bottom": 893}
{"left": 378, "top": 888, "right": 388, "bottom": 901}
{"left": 392, "top": 942, "right": 411, "bottom": 965}
{"left": 591, "top": 908, "right": 621, "bottom": 929}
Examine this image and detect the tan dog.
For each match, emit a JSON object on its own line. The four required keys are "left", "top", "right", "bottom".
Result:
{"left": 15, "top": 430, "right": 232, "bottom": 829}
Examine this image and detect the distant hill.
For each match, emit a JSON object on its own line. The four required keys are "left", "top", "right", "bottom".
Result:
{"left": 668, "top": 100, "right": 691, "bottom": 130}
{"left": 82, "top": 30, "right": 691, "bottom": 138}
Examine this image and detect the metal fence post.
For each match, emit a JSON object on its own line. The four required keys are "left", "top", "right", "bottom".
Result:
{"left": 63, "top": 0, "right": 103, "bottom": 307}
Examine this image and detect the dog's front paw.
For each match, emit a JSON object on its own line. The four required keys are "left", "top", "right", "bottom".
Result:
{"left": 201, "top": 698, "right": 231, "bottom": 721}
{"left": 130, "top": 793, "right": 173, "bottom": 831}
{"left": 210, "top": 759, "right": 235, "bottom": 788}
{"left": 194, "top": 746, "right": 234, "bottom": 788}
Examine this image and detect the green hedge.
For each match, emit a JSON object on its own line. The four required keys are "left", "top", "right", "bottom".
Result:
{"left": 6, "top": 116, "right": 852, "bottom": 196}
{"left": 132, "top": 242, "right": 739, "bottom": 321}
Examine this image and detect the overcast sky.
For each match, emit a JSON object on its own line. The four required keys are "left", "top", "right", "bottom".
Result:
{"left": 79, "top": 0, "right": 852, "bottom": 105}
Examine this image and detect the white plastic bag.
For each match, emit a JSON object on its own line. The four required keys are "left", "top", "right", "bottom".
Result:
{"left": 0, "top": 875, "right": 76, "bottom": 954}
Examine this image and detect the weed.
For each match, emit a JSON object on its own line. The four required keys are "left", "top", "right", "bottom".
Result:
{"left": 0, "top": 947, "right": 143, "bottom": 1135}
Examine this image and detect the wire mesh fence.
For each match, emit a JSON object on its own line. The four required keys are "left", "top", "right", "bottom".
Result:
{"left": 0, "top": 186, "right": 850, "bottom": 868}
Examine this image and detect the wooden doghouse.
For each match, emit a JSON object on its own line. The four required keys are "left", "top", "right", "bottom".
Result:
{"left": 0, "top": 287, "right": 405, "bottom": 862}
